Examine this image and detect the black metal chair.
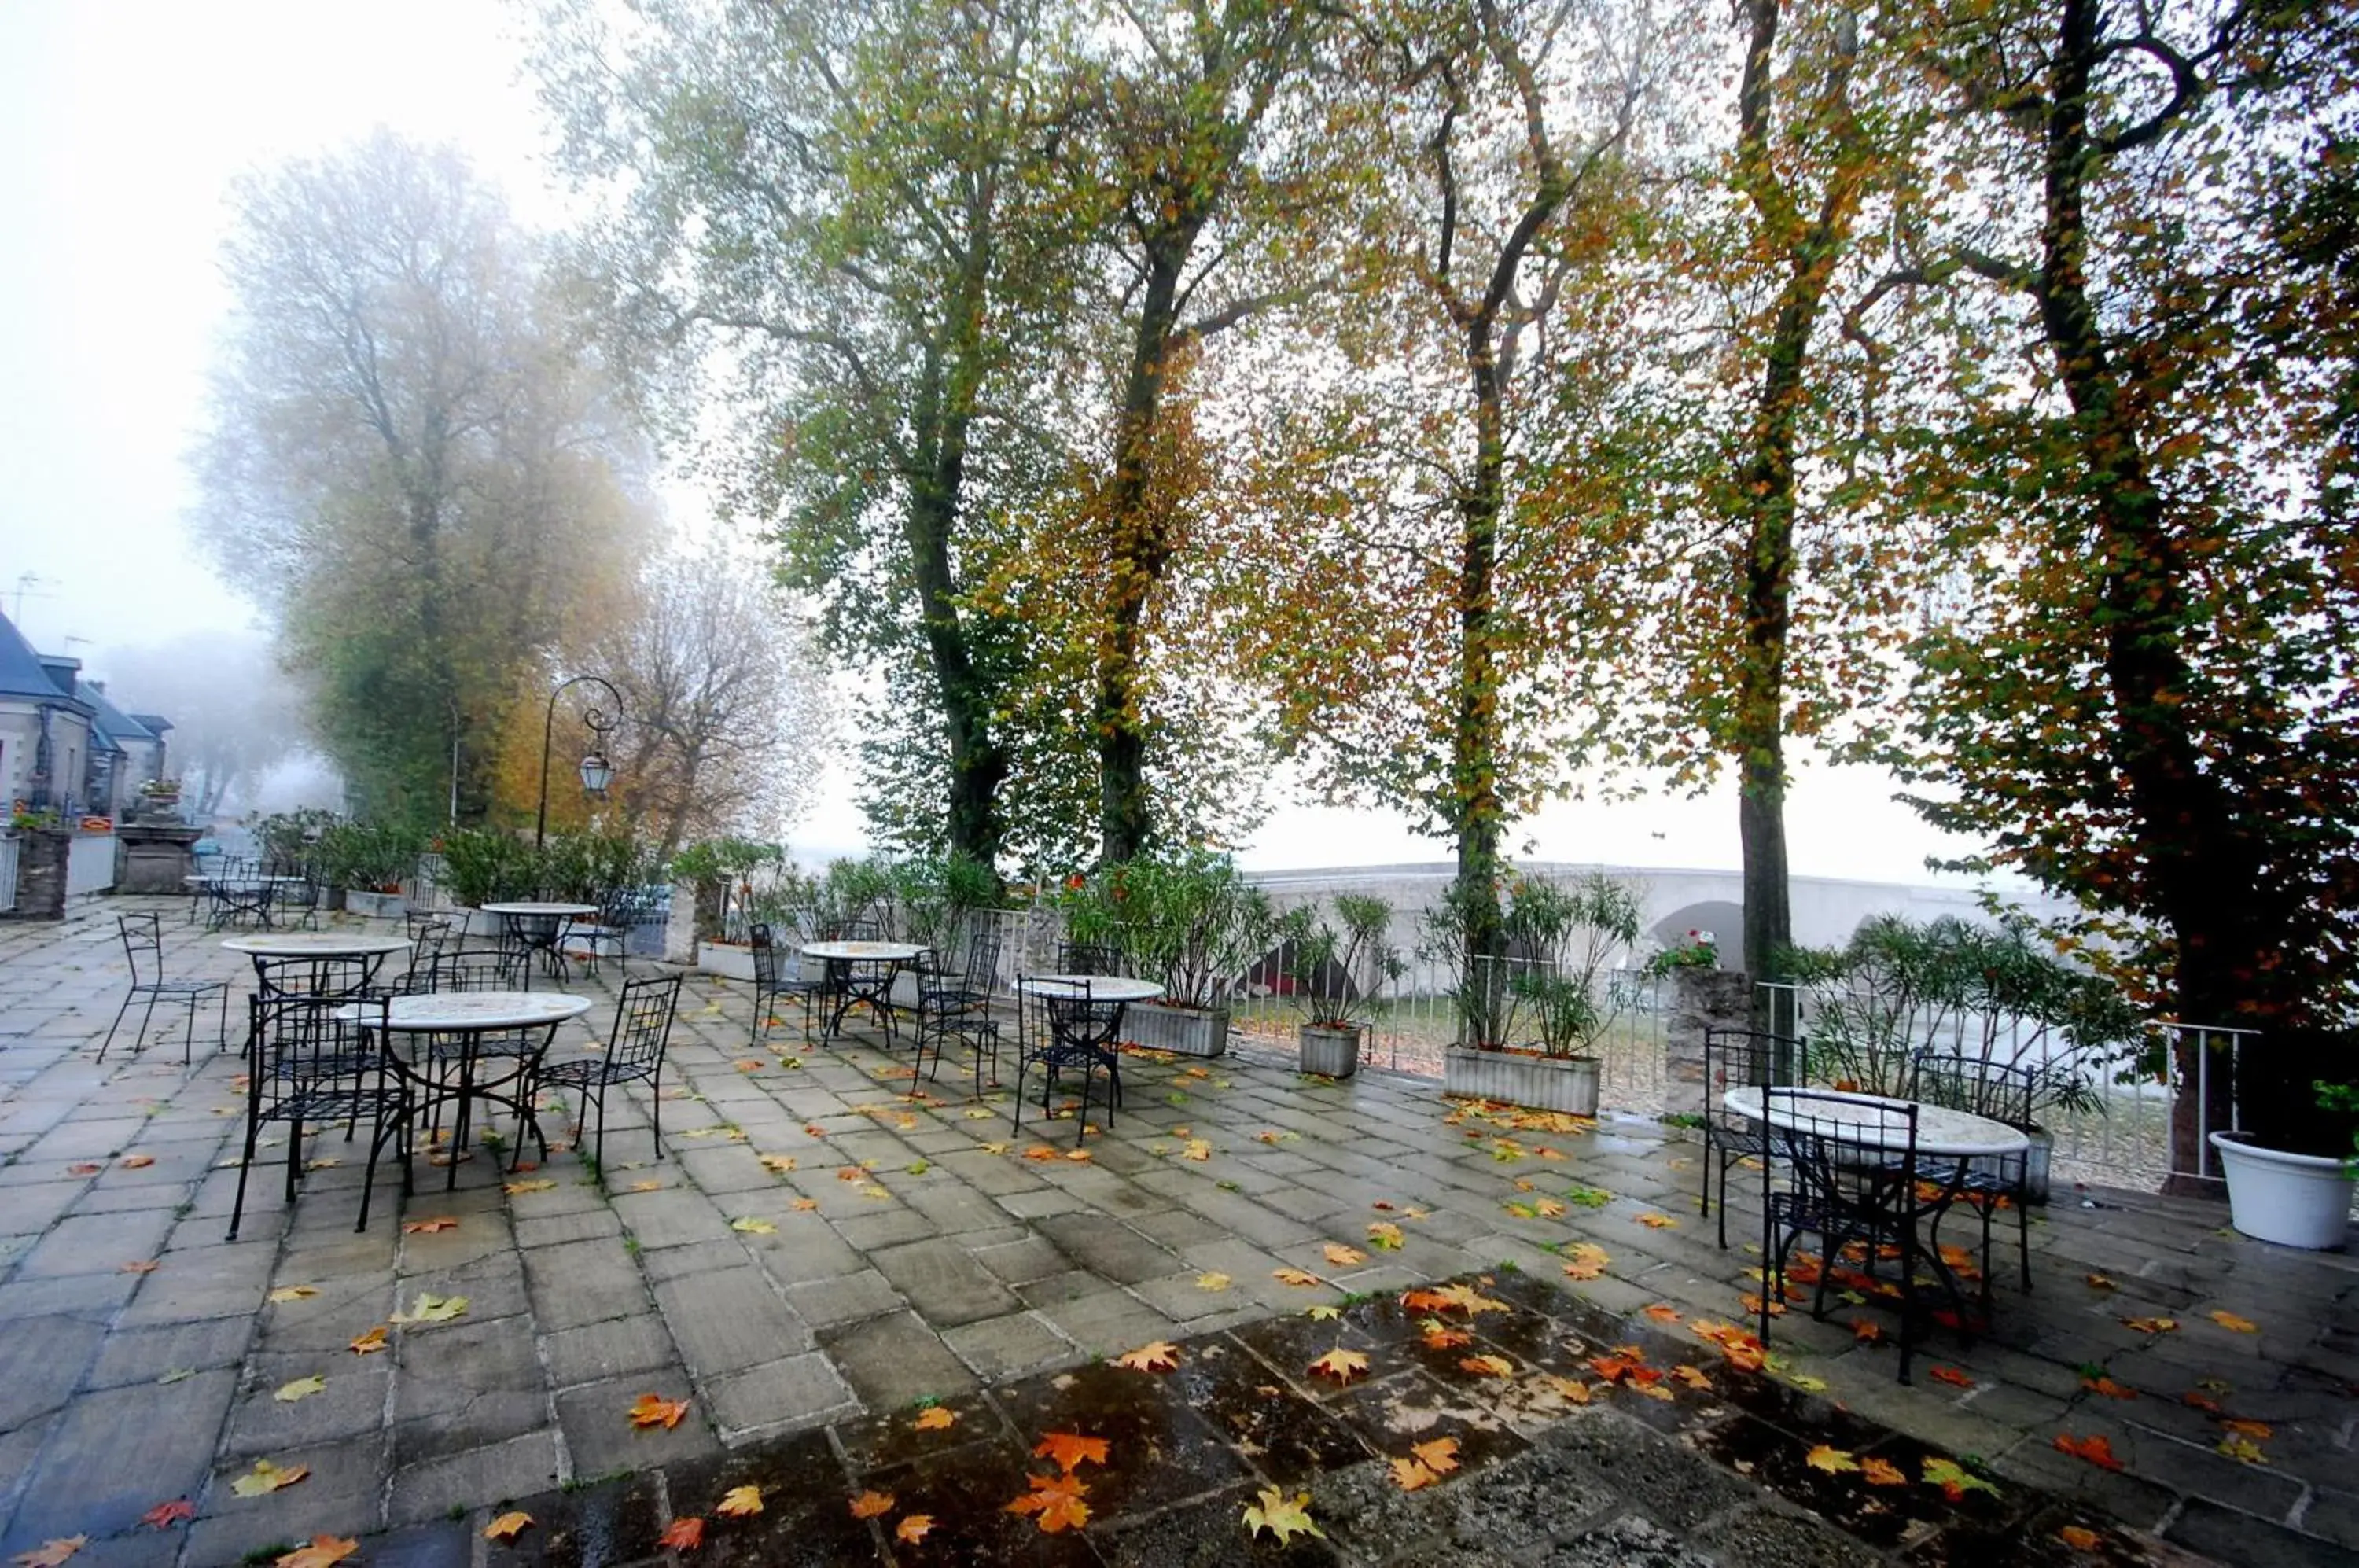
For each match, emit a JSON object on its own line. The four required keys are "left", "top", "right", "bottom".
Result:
{"left": 1013, "top": 975, "right": 1122, "bottom": 1147}
{"left": 1059, "top": 942, "right": 1121, "bottom": 977}
{"left": 1701, "top": 1028, "right": 1809, "bottom": 1248}
{"left": 252, "top": 954, "right": 382, "bottom": 999}
{"left": 1760, "top": 1089, "right": 1924, "bottom": 1382}
{"left": 400, "top": 915, "right": 458, "bottom": 988}
{"left": 1908, "top": 1051, "right": 2038, "bottom": 1297}
{"left": 531, "top": 973, "right": 685, "bottom": 1169}
{"left": 407, "top": 949, "right": 524, "bottom": 994}
{"left": 917, "top": 931, "right": 1003, "bottom": 1095}
{"left": 749, "top": 922, "right": 821, "bottom": 1047}
{"left": 100, "top": 912, "right": 230, "bottom": 1065}
{"left": 270, "top": 863, "right": 322, "bottom": 931}
{"left": 227, "top": 992, "right": 410, "bottom": 1239}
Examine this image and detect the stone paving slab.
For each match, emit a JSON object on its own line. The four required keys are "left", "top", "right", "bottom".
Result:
{"left": 0, "top": 900, "right": 2351, "bottom": 1566}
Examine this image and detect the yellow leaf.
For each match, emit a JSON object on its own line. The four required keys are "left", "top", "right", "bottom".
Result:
{"left": 2058, "top": 1524, "right": 2102, "bottom": 1551}
{"left": 1194, "top": 1272, "right": 1231, "bottom": 1291}
{"left": 1805, "top": 1445, "right": 1859, "bottom": 1474}
{"left": 1114, "top": 1340, "right": 1180, "bottom": 1373}
{"left": 503, "top": 1178, "right": 556, "bottom": 1195}
{"left": 274, "top": 1375, "right": 326, "bottom": 1402}
{"left": 1367, "top": 1222, "right": 1404, "bottom": 1250}
{"left": 1390, "top": 1454, "right": 1441, "bottom": 1491}
{"left": 1636, "top": 1213, "right": 1678, "bottom": 1229}
{"left": 1410, "top": 1437, "right": 1459, "bottom": 1476}
{"left": 1182, "top": 1139, "right": 1213, "bottom": 1160}
{"left": 716, "top": 1485, "right": 763, "bottom": 1517}
{"left": 1240, "top": 1487, "right": 1324, "bottom": 1547}
{"left": 483, "top": 1511, "right": 533, "bottom": 1542}
{"left": 1323, "top": 1243, "right": 1366, "bottom": 1268}
{"left": 730, "top": 1216, "right": 777, "bottom": 1235}
{"left": 912, "top": 1405, "right": 957, "bottom": 1430}
{"left": 230, "top": 1459, "right": 310, "bottom": 1497}
{"left": 758, "top": 1154, "right": 797, "bottom": 1172}
{"left": 348, "top": 1327, "right": 387, "bottom": 1356}
{"left": 273, "top": 1536, "right": 357, "bottom": 1568}
{"left": 2121, "top": 1316, "right": 2177, "bottom": 1334}
{"left": 1544, "top": 1375, "right": 1592, "bottom": 1404}
{"left": 266, "top": 1286, "right": 318, "bottom": 1303}
{"left": 1308, "top": 1348, "right": 1369, "bottom": 1383}
{"left": 10, "top": 1539, "right": 85, "bottom": 1568}
{"left": 2206, "top": 1309, "right": 2258, "bottom": 1334}
{"left": 1306, "top": 1304, "right": 1342, "bottom": 1321}
{"left": 1273, "top": 1267, "right": 1323, "bottom": 1288}
{"left": 627, "top": 1392, "right": 690, "bottom": 1430}
{"left": 389, "top": 1293, "right": 468, "bottom": 1324}
{"left": 1459, "top": 1354, "right": 1514, "bottom": 1378}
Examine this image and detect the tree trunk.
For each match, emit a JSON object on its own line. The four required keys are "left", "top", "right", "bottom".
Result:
{"left": 1452, "top": 308, "right": 1510, "bottom": 1045}
{"left": 2034, "top": 0, "right": 2276, "bottom": 1168}
{"left": 1095, "top": 239, "right": 1193, "bottom": 864}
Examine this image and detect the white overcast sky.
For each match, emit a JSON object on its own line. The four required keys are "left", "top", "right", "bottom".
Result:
{"left": 0, "top": 0, "right": 1987, "bottom": 886}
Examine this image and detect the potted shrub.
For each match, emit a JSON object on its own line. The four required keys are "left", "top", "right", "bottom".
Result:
{"left": 440, "top": 828, "right": 543, "bottom": 935}
{"left": 1439, "top": 871, "right": 1641, "bottom": 1116}
{"left": 1278, "top": 893, "right": 1402, "bottom": 1079}
{"left": 1062, "top": 850, "right": 1275, "bottom": 1058}
{"left": 2210, "top": 1073, "right": 2358, "bottom": 1250}
{"left": 674, "top": 837, "right": 784, "bottom": 980}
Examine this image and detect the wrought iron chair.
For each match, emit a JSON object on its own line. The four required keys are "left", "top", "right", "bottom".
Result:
{"left": 1701, "top": 1028, "right": 1809, "bottom": 1247}
{"left": 227, "top": 992, "right": 410, "bottom": 1239}
{"left": 1013, "top": 975, "right": 1122, "bottom": 1147}
{"left": 749, "top": 922, "right": 822, "bottom": 1047}
{"left": 917, "top": 931, "right": 1003, "bottom": 1095}
{"left": 1760, "top": 1089, "right": 1924, "bottom": 1382}
{"left": 820, "top": 919, "right": 900, "bottom": 1043}
{"left": 1059, "top": 942, "right": 1121, "bottom": 977}
{"left": 531, "top": 973, "right": 685, "bottom": 1169}
{"left": 100, "top": 912, "right": 230, "bottom": 1065}
{"left": 251, "top": 954, "right": 382, "bottom": 1000}
{"left": 1908, "top": 1051, "right": 2038, "bottom": 1297}
{"left": 270, "top": 861, "right": 322, "bottom": 931}
{"left": 400, "top": 915, "right": 458, "bottom": 989}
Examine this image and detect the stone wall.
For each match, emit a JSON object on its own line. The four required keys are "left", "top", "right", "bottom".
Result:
{"left": 1663, "top": 966, "right": 1754, "bottom": 1119}
{"left": 6, "top": 828, "right": 71, "bottom": 920}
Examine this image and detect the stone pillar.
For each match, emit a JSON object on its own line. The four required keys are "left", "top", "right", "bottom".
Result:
{"left": 663, "top": 879, "right": 701, "bottom": 965}
{"left": 1664, "top": 967, "right": 1754, "bottom": 1119}
{"left": 114, "top": 824, "right": 202, "bottom": 893}
{"left": 7, "top": 828, "right": 72, "bottom": 920}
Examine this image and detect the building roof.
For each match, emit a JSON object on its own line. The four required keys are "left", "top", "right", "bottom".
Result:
{"left": 0, "top": 608, "right": 92, "bottom": 713}
{"left": 128, "top": 712, "right": 172, "bottom": 736}
{"left": 78, "top": 680, "right": 152, "bottom": 753}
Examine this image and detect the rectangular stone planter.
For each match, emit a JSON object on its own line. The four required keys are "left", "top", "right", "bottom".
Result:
{"left": 698, "top": 940, "right": 756, "bottom": 981}
{"left": 1297, "top": 1023, "right": 1361, "bottom": 1079}
{"left": 345, "top": 889, "right": 406, "bottom": 920}
{"left": 1121, "top": 1002, "right": 1230, "bottom": 1058}
{"left": 1444, "top": 1046, "right": 1600, "bottom": 1117}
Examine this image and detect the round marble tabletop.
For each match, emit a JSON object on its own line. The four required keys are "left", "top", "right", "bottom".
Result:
{"left": 1722, "top": 1086, "right": 2030, "bottom": 1159}
{"left": 222, "top": 933, "right": 414, "bottom": 959}
{"left": 479, "top": 902, "right": 600, "bottom": 918}
{"left": 339, "top": 990, "right": 594, "bottom": 1032}
{"left": 184, "top": 874, "right": 302, "bottom": 885}
{"left": 799, "top": 940, "right": 926, "bottom": 962}
{"left": 1016, "top": 974, "right": 1166, "bottom": 1003}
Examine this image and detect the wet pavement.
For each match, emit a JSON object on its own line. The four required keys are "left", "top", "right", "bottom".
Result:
{"left": 0, "top": 899, "right": 2352, "bottom": 1566}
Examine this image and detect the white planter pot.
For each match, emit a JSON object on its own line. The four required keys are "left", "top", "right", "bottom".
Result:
{"left": 1444, "top": 1046, "right": 1600, "bottom": 1118}
{"left": 698, "top": 941, "right": 756, "bottom": 982}
{"left": 1121, "top": 1002, "right": 1230, "bottom": 1058}
{"left": 1298, "top": 1022, "right": 1362, "bottom": 1079}
{"left": 2209, "top": 1131, "right": 2353, "bottom": 1250}
{"left": 344, "top": 889, "right": 406, "bottom": 920}
{"left": 457, "top": 908, "right": 506, "bottom": 939}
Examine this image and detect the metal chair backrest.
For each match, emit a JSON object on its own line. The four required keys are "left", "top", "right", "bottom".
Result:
{"left": 750, "top": 922, "right": 781, "bottom": 985}
{"left": 255, "top": 954, "right": 379, "bottom": 999}
{"left": 1908, "top": 1051, "right": 2036, "bottom": 1128}
{"left": 249, "top": 991, "right": 385, "bottom": 1087}
{"left": 962, "top": 931, "right": 1003, "bottom": 993}
{"left": 1706, "top": 1029, "right": 1808, "bottom": 1134}
{"left": 608, "top": 973, "right": 684, "bottom": 1075}
{"left": 1763, "top": 1089, "right": 1919, "bottom": 1216}
{"left": 832, "top": 918, "right": 883, "bottom": 942}
{"left": 116, "top": 912, "right": 165, "bottom": 987}
{"left": 422, "top": 951, "right": 518, "bottom": 993}
{"left": 1059, "top": 942, "right": 1120, "bottom": 977}
{"left": 404, "top": 917, "right": 457, "bottom": 973}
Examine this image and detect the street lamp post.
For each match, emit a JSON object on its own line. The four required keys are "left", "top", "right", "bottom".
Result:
{"left": 535, "top": 675, "right": 624, "bottom": 849}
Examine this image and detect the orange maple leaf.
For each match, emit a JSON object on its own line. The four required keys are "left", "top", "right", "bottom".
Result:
{"left": 1636, "top": 1212, "right": 1677, "bottom": 1228}
{"left": 2058, "top": 1524, "right": 2103, "bottom": 1551}
{"left": 896, "top": 1515, "right": 935, "bottom": 1544}
{"left": 1928, "top": 1365, "right": 1974, "bottom": 1388}
{"left": 848, "top": 1490, "right": 896, "bottom": 1519}
{"left": 1458, "top": 1353, "right": 1514, "bottom": 1378}
{"left": 1032, "top": 1431, "right": 1110, "bottom": 1472}
{"left": 656, "top": 1517, "right": 704, "bottom": 1551}
{"left": 138, "top": 1500, "right": 195, "bottom": 1530}
{"left": 274, "top": 1537, "right": 358, "bottom": 1568}
{"left": 1005, "top": 1472, "right": 1091, "bottom": 1533}
{"left": 913, "top": 1405, "right": 957, "bottom": 1430}
{"left": 348, "top": 1326, "right": 387, "bottom": 1356}
{"left": 2052, "top": 1433, "right": 2124, "bottom": 1471}
{"left": 1419, "top": 1322, "right": 1472, "bottom": 1349}
{"left": 627, "top": 1392, "right": 690, "bottom": 1430}
{"left": 1859, "top": 1456, "right": 1907, "bottom": 1486}
{"left": 2081, "top": 1375, "right": 2136, "bottom": 1400}
{"left": 482, "top": 1511, "right": 532, "bottom": 1543}
{"left": 401, "top": 1216, "right": 458, "bottom": 1234}
{"left": 1391, "top": 1454, "right": 1442, "bottom": 1491}
{"left": 1308, "top": 1348, "right": 1370, "bottom": 1383}
{"left": 1114, "top": 1340, "right": 1180, "bottom": 1373}
{"left": 2206, "top": 1309, "right": 2258, "bottom": 1334}
{"left": 1400, "top": 1287, "right": 1455, "bottom": 1312}
{"left": 1643, "top": 1303, "right": 1684, "bottom": 1324}
{"left": 1022, "top": 1146, "right": 1061, "bottom": 1161}
{"left": 1273, "top": 1267, "right": 1325, "bottom": 1287}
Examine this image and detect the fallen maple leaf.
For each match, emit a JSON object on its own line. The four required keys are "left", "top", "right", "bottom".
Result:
{"left": 912, "top": 1404, "right": 958, "bottom": 1431}
{"left": 1006, "top": 1472, "right": 1091, "bottom": 1533}
{"left": 64, "top": 1163, "right": 101, "bottom": 1177}
{"left": 2052, "top": 1433, "right": 2123, "bottom": 1471}
{"left": 2083, "top": 1273, "right": 2117, "bottom": 1290}
{"left": 11, "top": 1539, "right": 83, "bottom": 1567}
{"left": 274, "top": 1537, "right": 357, "bottom": 1568}
{"left": 1306, "top": 1304, "right": 1341, "bottom": 1321}
{"left": 1308, "top": 1348, "right": 1370, "bottom": 1384}
{"left": 1561, "top": 1242, "right": 1610, "bottom": 1281}
{"left": 1643, "top": 1303, "right": 1684, "bottom": 1324}
{"left": 2082, "top": 1375, "right": 2136, "bottom": 1400}
{"left": 730, "top": 1216, "right": 777, "bottom": 1235}
{"left": 2121, "top": 1316, "right": 2177, "bottom": 1334}
{"left": 400, "top": 1216, "right": 458, "bottom": 1234}
{"left": 1273, "top": 1267, "right": 1323, "bottom": 1288}
{"left": 230, "top": 1459, "right": 310, "bottom": 1497}
{"left": 1367, "top": 1221, "right": 1404, "bottom": 1250}
{"left": 2206, "top": 1309, "right": 2259, "bottom": 1333}
{"left": 1672, "top": 1364, "right": 1713, "bottom": 1390}
{"left": 848, "top": 1489, "right": 895, "bottom": 1519}
{"left": 1240, "top": 1487, "right": 1324, "bottom": 1547}
{"left": 1409, "top": 1436, "right": 1459, "bottom": 1477}
{"left": 896, "top": 1515, "right": 934, "bottom": 1544}
{"left": 1544, "top": 1374, "right": 1593, "bottom": 1404}
{"left": 2219, "top": 1416, "right": 2272, "bottom": 1439}
{"left": 629, "top": 1392, "right": 690, "bottom": 1430}
{"left": 657, "top": 1517, "right": 704, "bottom": 1551}
{"left": 1805, "top": 1444, "right": 1859, "bottom": 1474}
{"left": 716, "top": 1485, "right": 763, "bottom": 1517}
{"left": 1636, "top": 1212, "right": 1678, "bottom": 1228}
{"left": 1323, "top": 1242, "right": 1366, "bottom": 1268}
{"left": 2058, "top": 1524, "right": 2102, "bottom": 1551}
{"left": 139, "top": 1500, "right": 195, "bottom": 1530}
{"left": 274, "top": 1375, "right": 326, "bottom": 1402}
{"left": 2217, "top": 1434, "right": 2268, "bottom": 1465}
{"left": 1181, "top": 1138, "right": 1213, "bottom": 1160}
{"left": 503, "top": 1178, "right": 556, "bottom": 1194}
{"left": 1034, "top": 1431, "right": 1110, "bottom": 1471}
{"left": 1420, "top": 1321, "right": 1472, "bottom": 1349}
{"left": 266, "top": 1286, "right": 318, "bottom": 1303}
{"left": 1023, "top": 1146, "right": 1060, "bottom": 1161}
{"left": 389, "top": 1292, "right": 468, "bottom": 1324}
{"left": 1929, "top": 1365, "right": 1974, "bottom": 1389}
{"left": 120, "top": 1260, "right": 160, "bottom": 1275}
{"left": 1859, "top": 1456, "right": 1906, "bottom": 1486}
{"left": 1195, "top": 1272, "right": 1231, "bottom": 1291}
{"left": 790, "top": 1197, "right": 819, "bottom": 1211}
{"left": 120, "top": 1154, "right": 155, "bottom": 1169}
{"left": 1459, "top": 1353, "right": 1514, "bottom": 1378}
{"left": 483, "top": 1511, "right": 532, "bottom": 1542}
{"left": 1115, "top": 1340, "right": 1180, "bottom": 1373}
{"left": 1923, "top": 1456, "right": 2000, "bottom": 1500}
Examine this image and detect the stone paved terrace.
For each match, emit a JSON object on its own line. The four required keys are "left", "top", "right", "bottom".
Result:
{"left": 0, "top": 898, "right": 2352, "bottom": 1566}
